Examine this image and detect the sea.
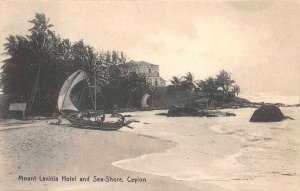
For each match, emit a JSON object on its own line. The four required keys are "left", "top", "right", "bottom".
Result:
{"left": 114, "top": 107, "right": 300, "bottom": 191}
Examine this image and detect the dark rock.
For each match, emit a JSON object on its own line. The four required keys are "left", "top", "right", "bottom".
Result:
{"left": 123, "top": 115, "right": 133, "bottom": 117}
{"left": 166, "top": 107, "right": 236, "bottom": 117}
{"left": 205, "top": 113, "right": 218, "bottom": 117}
{"left": 226, "top": 112, "right": 236, "bottom": 116}
{"left": 250, "top": 104, "right": 291, "bottom": 122}
{"left": 156, "top": 113, "right": 168, "bottom": 116}
{"left": 167, "top": 107, "right": 199, "bottom": 117}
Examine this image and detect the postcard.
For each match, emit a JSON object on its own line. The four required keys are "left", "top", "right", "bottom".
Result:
{"left": 0, "top": 1, "right": 299, "bottom": 190}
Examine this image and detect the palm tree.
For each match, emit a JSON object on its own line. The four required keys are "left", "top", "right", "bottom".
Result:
{"left": 1, "top": 13, "right": 72, "bottom": 116}
{"left": 2, "top": 35, "right": 31, "bottom": 98}
{"left": 26, "top": 13, "right": 58, "bottom": 115}
{"left": 196, "top": 77, "right": 219, "bottom": 106}
{"left": 232, "top": 85, "right": 240, "bottom": 98}
{"left": 216, "top": 70, "right": 235, "bottom": 103}
{"left": 167, "top": 76, "right": 183, "bottom": 106}
{"left": 124, "top": 72, "right": 149, "bottom": 108}
{"left": 1, "top": 12, "right": 141, "bottom": 115}
{"left": 29, "top": 13, "right": 54, "bottom": 33}
{"left": 182, "top": 72, "right": 196, "bottom": 105}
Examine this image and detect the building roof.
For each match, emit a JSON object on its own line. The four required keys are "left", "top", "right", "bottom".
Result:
{"left": 160, "top": 76, "right": 166, "bottom": 82}
{"left": 122, "top": 60, "right": 158, "bottom": 67}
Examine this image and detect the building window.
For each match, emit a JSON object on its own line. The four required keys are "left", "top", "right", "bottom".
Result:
{"left": 149, "top": 68, "right": 151, "bottom": 73}
{"left": 155, "top": 80, "right": 158, "bottom": 86}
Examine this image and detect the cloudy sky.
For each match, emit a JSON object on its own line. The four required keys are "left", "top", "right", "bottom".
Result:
{"left": 1, "top": 0, "right": 299, "bottom": 104}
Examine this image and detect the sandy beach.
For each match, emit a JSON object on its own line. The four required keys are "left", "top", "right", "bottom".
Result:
{"left": 0, "top": 107, "right": 299, "bottom": 191}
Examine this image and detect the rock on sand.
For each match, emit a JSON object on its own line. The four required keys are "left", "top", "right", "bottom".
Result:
{"left": 250, "top": 104, "right": 292, "bottom": 122}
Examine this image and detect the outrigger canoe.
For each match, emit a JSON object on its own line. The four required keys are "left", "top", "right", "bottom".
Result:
{"left": 57, "top": 70, "right": 131, "bottom": 131}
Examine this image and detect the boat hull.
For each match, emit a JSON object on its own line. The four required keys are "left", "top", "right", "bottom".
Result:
{"left": 64, "top": 115, "right": 125, "bottom": 131}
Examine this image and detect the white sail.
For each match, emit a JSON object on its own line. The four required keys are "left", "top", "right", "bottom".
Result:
{"left": 141, "top": 93, "right": 150, "bottom": 108}
{"left": 58, "top": 70, "right": 87, "bottom": 111}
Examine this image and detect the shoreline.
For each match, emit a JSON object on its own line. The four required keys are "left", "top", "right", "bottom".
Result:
{"left": 113, "top": 108, "right": 300, "bottom": 191}
{"left": 0, "top": 120, "right": 206, "bottom": 191}
{"left": 1, "top": 101, "right": 298, "bottom": 121}
{"left": 0, "top": 107, "right": 299, "bottom": 190}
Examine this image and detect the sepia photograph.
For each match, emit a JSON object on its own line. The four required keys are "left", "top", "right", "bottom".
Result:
{"left": 0, "top": 0, "right": 299, "bottom": 190}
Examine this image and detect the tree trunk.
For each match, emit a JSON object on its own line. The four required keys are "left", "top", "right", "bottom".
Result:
{"left": 126, "top": 95, "right": 132, "bottom": 109}
{"left": 27, "top": 65, "right": 41, "bottom": 117}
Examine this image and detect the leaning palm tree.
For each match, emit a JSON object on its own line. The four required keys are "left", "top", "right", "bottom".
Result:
{"left": 26, "top": 13, "right": 57, "bottom": 116}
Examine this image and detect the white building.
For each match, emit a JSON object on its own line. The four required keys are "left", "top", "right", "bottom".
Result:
{"left": 119, "top": 61, "right": 166, "bottom": 87}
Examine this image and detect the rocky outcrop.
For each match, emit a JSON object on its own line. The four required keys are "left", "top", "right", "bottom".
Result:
{"left": 165, "top": 107, "right": 236, "bottom": 117}
{"left": 167, "top": 107, "right": 200, "bottom": 117}
{"left": 250, "top": 104, "right": 293, "bottom": 122}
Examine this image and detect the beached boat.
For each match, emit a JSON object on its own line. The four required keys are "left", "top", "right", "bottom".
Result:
{"left": 58, "top": 70, "right": 128, "bottom": 130}
{"left": 64, "top": 114, "right": 132, "bottom": 131}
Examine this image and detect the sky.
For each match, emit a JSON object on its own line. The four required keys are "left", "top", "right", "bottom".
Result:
{"left": 0, "top": 0, "right": 299, "bottom": 104}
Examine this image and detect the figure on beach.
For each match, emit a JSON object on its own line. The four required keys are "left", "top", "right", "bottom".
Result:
{"left": 77, "top": 112, "right": 82, "bottom": 119}
{"left": 57, "top": 115, "right": 62, "bottom": 125}
{"left": 95, "top": 111, "right": 100, "bottom": 122}
{"left": 100, "top": 114, "right": 105, "bottom": 124}
{"left": 118, "top": 114, "right": 126, "bottom": 125}
{"left": 86, "top": 111, "right": 91, "bottom": 120}
{"left": 77, "top": 112, "right": 83, "bottom": 126}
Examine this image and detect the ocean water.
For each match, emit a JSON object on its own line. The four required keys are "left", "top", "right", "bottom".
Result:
{"left": 240, "top": 93, "right": 299, "bottom": 105}
{"left": 114, "top": 107, "right": 300, "bottom": 191}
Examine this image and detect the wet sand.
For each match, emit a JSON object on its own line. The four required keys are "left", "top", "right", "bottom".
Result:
{"left": 0, "top": 119, "right": 216, "bottom": 191}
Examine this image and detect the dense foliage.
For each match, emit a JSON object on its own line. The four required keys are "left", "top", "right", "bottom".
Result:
{"left": 1, "top": 13, "right": 150, "bottom": 116}
{"left": 167, "top": 70, "right": 240, "bottom": 106}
